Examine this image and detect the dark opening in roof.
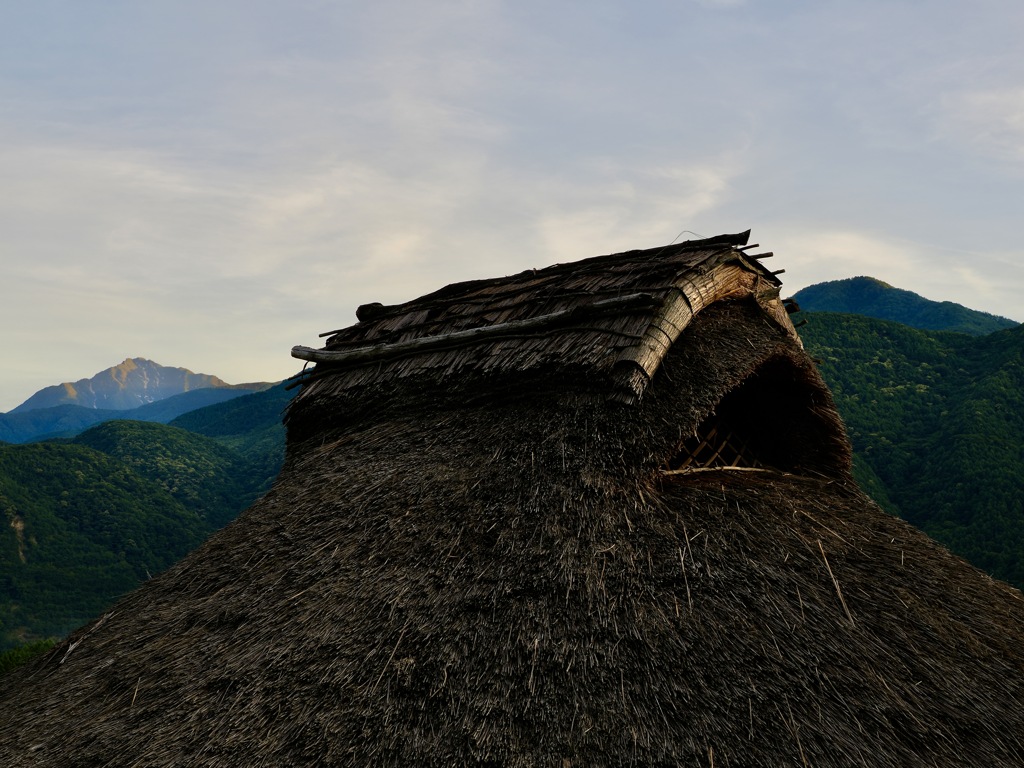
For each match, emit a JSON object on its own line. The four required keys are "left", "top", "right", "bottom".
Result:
{"left": 667, "top": 355, "right": 843, "bottom": 477}
{"left": 670, "top": 412, "right": 763, "bottom": 471}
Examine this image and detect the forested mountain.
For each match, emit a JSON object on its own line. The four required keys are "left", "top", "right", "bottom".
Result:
{"left": 73, "top": 422, "right": 257, "bottom": 530}
{"left": 0, "top": 386, "right": 293, "bottom": 649}
{"left": 0, "top": 404, "right": 121, "bottom": 445}
{"left": 797, "top": 313, "right": 1024, "bottom": 586}
{"left": 792, "top": 277, "right": 1019, "bottom": 335}
{"left": 9, "top": 358, "right": 270, "bottom": 414}
{"left": 169, "top": 382, "right": 293, "bottom": 500}
{"left": 0, "top": 440, "right": 208, "bottom": 647}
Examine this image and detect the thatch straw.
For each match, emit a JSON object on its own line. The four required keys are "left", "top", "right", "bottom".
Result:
{"left": 2, "top": 237, "right": 1023, "bottom": 766}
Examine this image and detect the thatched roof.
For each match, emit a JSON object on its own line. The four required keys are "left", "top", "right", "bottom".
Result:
{"left": 2, "top": 232, "right": 1024, "bottom": 766}
{"left": 289, "top": 230, "right": 791, "bottom": 410}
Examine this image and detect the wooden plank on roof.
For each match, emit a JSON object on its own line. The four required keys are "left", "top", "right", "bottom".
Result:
{"left": 293, "top": 293, "right": 659, "bottom": 367}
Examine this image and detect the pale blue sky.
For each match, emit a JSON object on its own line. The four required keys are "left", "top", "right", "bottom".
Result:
{"left": 2, "top": 0, "right": 1022, "bottom": 410}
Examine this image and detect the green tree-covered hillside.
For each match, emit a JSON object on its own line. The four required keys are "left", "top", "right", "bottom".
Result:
{"left": 798, "top": 314, "right": 1024, "bottom": 585}
{"left": 0, "top": 442, "right": 207, "bottom": 647}
{"left": 169, "top": 382, "right": 292, "bottom": 501}
{"left": 72, "top": 421, "right": 256, "bottom": 530}
{"left": 0, "top": 383, "right": 294, "bottom": 650}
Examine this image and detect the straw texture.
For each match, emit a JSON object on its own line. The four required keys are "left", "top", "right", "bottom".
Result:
{"left": 2, "top": 236, "right": 1023, "bottom": 767}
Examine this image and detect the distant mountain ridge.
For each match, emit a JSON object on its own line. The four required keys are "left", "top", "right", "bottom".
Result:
{"left": 791, "top": 276, "right": 1019, "bottom": 336}
{"left": 9, "top": 358, "right": 269, "bottom": 414}
{"left": 0, "top": 387, "right": 273, "bottom": 444}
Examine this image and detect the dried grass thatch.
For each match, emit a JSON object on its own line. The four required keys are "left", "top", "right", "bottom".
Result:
{"left": 2, "top": 233, "right": 1023, "bottom": 766}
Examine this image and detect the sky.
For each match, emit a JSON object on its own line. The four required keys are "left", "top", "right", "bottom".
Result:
{"left": 2, "top": 0, "right": 1023, "bottom": 411}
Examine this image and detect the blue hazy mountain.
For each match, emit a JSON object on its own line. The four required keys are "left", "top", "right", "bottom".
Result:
{"left": 1, "top": 360, "right": 273, "bottom": 444}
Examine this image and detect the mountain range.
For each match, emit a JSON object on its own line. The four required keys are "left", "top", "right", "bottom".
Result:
{"left": 797, "top": 312, "right": 1024, "bottom": 584}
{"left": 9, "top": 358, "right": 268, "bottom": 414}
{"left": 1, "top": 359, "right": 274, "bottom": 444}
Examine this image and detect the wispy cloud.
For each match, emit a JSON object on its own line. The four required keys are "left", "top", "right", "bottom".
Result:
{"left": 771, "top": 227, "right": 1023, "bottom": 322}
{"left": 772, "top": 229, "right": 928, "bottom": 290}
{"left": 933, "top": 87, "right": 1024, "bottom": 167}
{"left": 535, "top": 156, "right": 747, "bottom": 260}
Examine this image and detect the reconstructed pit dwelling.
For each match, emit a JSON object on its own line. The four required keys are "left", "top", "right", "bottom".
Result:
{"left": 2, "top": 232, "right": 1024, "bottom": 766}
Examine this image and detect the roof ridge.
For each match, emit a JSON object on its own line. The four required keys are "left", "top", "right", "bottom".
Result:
{"left": 324, "top": 231, "right": 752, "bottom": 332}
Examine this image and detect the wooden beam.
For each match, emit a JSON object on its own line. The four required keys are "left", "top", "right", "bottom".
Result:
{"left": 292, "top": 292, "right": 659, "bottom": 366}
